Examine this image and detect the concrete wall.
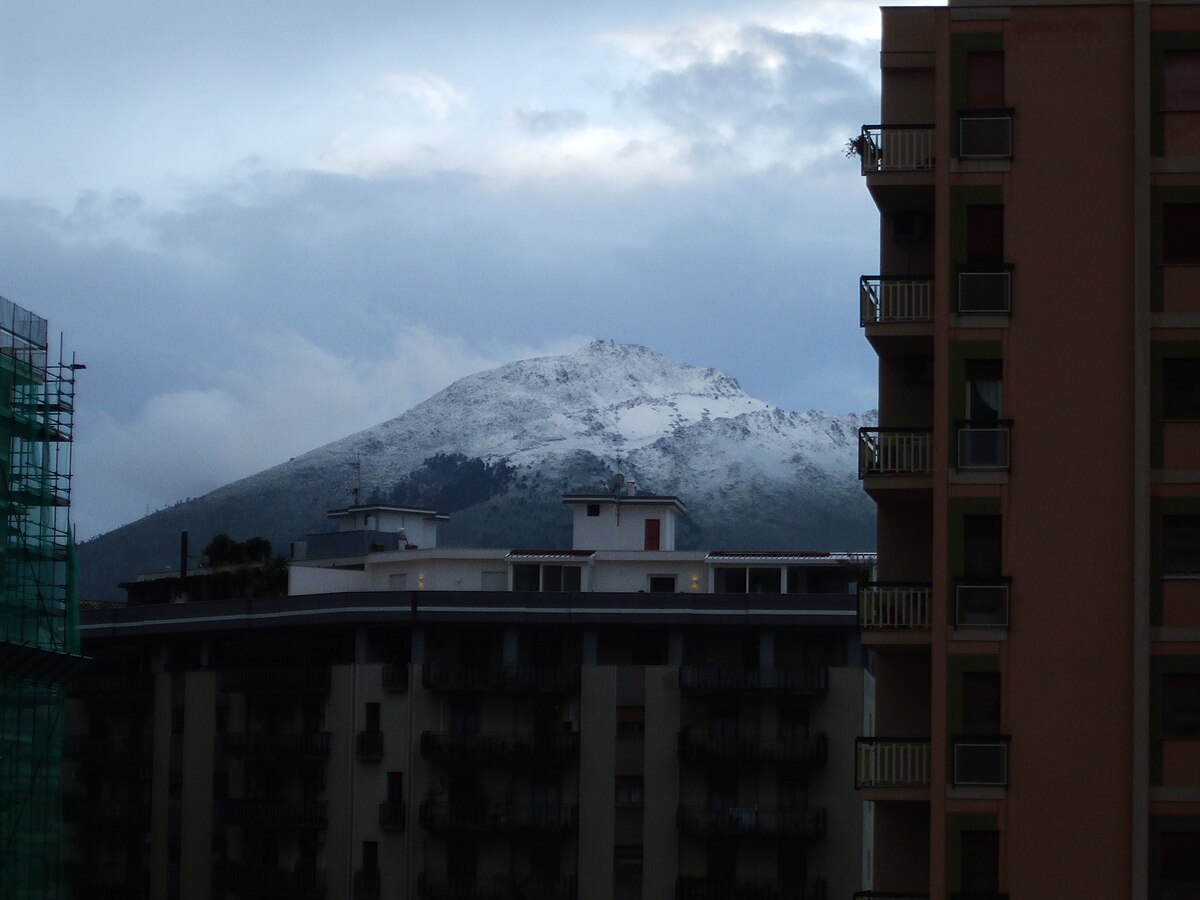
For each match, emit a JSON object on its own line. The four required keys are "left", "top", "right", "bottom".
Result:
{"left": 579, "top": 667, "right": 617, "bottom": 900}
{"left": 181, "top": 672, "right": 215, "bottom": 900}
{"left": 571, "top": 504, "right": 678, "bottom": 552}
{"left": 811, "top": 667, "right": 866, "bottom": 900}
{"left": 643, "top": 666, "right": 680, "bottom": 900}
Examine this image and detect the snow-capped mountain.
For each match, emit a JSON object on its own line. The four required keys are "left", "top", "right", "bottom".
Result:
{"left": 77, "top": 341, "right": 875, "bottom": 599}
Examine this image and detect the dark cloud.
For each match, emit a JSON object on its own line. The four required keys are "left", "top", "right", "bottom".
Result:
{"left": 514, "top": 108, "right": 589, "bottom": 134}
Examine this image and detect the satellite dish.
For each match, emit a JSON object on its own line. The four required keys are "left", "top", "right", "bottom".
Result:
{"left": 607, "top": 472, "right": 626, "bottom": 496}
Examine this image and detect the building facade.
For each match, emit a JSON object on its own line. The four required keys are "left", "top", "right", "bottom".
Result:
{"left": 856, "top": 2, "right": 1200, "bottom": 897}
{"left": 67, "top": 496, "right": 873, "bottom": 900}
{"left": 0, "top": 295, "right": 82, "bottom": 900}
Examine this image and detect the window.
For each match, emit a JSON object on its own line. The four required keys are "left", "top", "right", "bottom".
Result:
{"left": 365, "top": 702, "right": 380, "bottom": 735}
{"left": 965, "top": 360, "right": 1003, "bottom": 427}
{"left": 962, "top": 672, "right": 1002, "bottom": 735}
{"left": 362, "top": 841, "right": 378, "bottom": 872}
{"left": 587, "top": 503, "right": 600, "bottom": 517}
{"left": 714, "top": 567, "right": 746, "bottom": 593}
{"left": 1165, "top": 51, "right": 1200, "bottom": 112}
{"left": 616, "top": 706, "right": 645, "bottom": 736}
{"left": 967, "top": 51, "right": 1005, "bottom": 108}
{"left": 1163, "top": 515, "right": 1200, "bottom": 575}
{"left": 748, "top": 567, "right": 782, "bottom": 593}
{"left": 643, "top": 518, "right": 661, "bottom": 551}
{"left": 513, "top": 564, "right": 540, "bottom": 591}
{"left": 387, "top": 771, "right": 404, "bottom": 803}
{"left": 1162, "top": 832, "right": 1200, "bottom": 899}
{"left": 1164, "top": 359, "right": 1200, "bottom": 419}
{"left": 648, "top": 575, "right": 676, "bottom": 593}
{"left": 615, "top": 776, "right": 644, "bottom": 808}
{"left": 1163, "top": 205, "right": 1200, "bottom": 265}
{"left": 513, "top": 563, "right": 582, "bottom": 592}
{"left": 1163, "top": 673, "right": 1200, "bottom": 738}
{"left": 967, "top": 205, "right": 1004, "bottom": 263}
{"left": 960, "top": 830, "right": 1000, "bottom": 893}
{"left": 963, "top": 515, "right": 1002, "bottom": 579}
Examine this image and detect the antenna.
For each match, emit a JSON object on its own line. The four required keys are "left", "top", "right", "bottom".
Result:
{"left": 351, "top": 456, "right": 362, "bottom": 506}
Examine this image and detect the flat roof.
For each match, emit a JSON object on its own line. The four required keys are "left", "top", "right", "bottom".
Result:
{"left": 706, "top": 551, "right": 876, "bottom": 565}
{"left": 561, "top": 494, "right": 687, "bottom": 513}
{"left": 326, "top": 504, "right": 448, "bottom": 521}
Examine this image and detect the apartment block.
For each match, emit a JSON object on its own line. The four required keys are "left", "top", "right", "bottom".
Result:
{"left": 855, "top": 1, "right": 1200, "bottom": 897}
{"left": 66, "top": 494, "right": 873, "bottom": 900}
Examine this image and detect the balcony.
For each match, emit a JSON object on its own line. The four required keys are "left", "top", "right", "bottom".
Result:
{"left": 214, "top": 798, "right": 327, "bottom": 829}
{"left": 379, "top": 799, "right": 407, "bottom": 831}
{"left": 357, "top": 730, "right": 384, "bottom": 761}
{"left": 856, "top": 125, "right": 935, "bottom": 174}
{"left": 678, "top": 665, "right": 828, "bottom": 695}
{"left": 675, "top": 878, "right": 827, "bottom": 900}
{"left": 354, "top": 870, "right": 382, "bottom": 900}
{"left": 418, "top": 800, "right": 578, "bottom": 834}
{"left": 956, "top": 422, "right": 1011, "bottom": 471}
{"left": 217, "top": 666, "right": 330, "bottom": 694}
{"left": 418, "top": 873, "right": 577, "bottom": 900}
{"left": 221, "top": 732, "right": 331, "bottom": 760}
{"left": 957, "top": 266, "right": 1012, "bottom": 315}
{"left": 422, "top": 663, "right": 580, "bottom": 693}
{"left": 855, "top": 738, "right": 931, "bottom": 789}
{"left": 952, "top": 734, "right": 1009, "bottom": 787}
{"left": 63, "top": 795, "right": 151, "bottom": 828}
{"left": 860, "top": 276, "right": 934, "bottom": 326}
{"left": 676, "top": 806, "right": 826, "bottom": 840}
{"left": 859, "top": 428, "right": 933, "bottom": 478}
{"left": 677, "top": 731, "right": 827, "bottom": 767}
{"left": 957, "top": 109, "right": 1013, "bottom": 160}
{"left": 954, "top": 581, "right": 1010, "bottom": 629}
{"left": 420, "top": 731, "right": 579, "bottom": 765}
{"left": 858, "top": 583, "right": 932, "bottom": 632}
{"left": 64, "top": 735, "right": 151, "bottom": 763}
{"left": 216, "top": 865, "right": 326, "bottom": 898}
{"left": 383, "top": 663, "right": 409, "bottom": 692}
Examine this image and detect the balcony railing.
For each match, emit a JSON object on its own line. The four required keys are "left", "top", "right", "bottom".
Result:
{"left": 952, "top": 734, "right": 1009, "bottom": 786}
{"left": 418, "top": 800, "right": 578, "bottom": 834}
{"left": 859, "top": 428, "right": 933, "bottom": 477}
{"left": 420, "top": 731, "right": 580, "bottom": 764}
{"left": 357, "top": 730, "right": 384, "bottom": 761}
{"left": 215, "top": 865, "right": 326, "bottom": 898}
{"left": 676, "top": 806, "right": 826, "bottom": 839}
{"left": 857, "top": 125, "right": 936, "bottom": 174}
{"left": 383, "top": 663, "right": 409, "bottom": 692}
{"left": 214, "top": 798, "right": 327, "bottom": 829}
{"left": 354, "top": 870, "right": 382, "bottom": 900}
{"left": 957, "top": 266, "right": 1012, "bottom": 314}
{"left": 860, "top": 276, "right": 934, "bottom": 325}
{"left": 855, "top": 738, "right": 931, "bottom": 788}
{"left": 63, "top": 794, "right": 151, "bottom": 827}
{"left": 678, "top": 731, "right": 827, "bottom": 767}
{"left": 418, "top": 873, "right": 577, "bottom": 900}
{"left": 221, "top": 732, "right": 331, "bottom": 760}
{"left": 217, "top": 666, "right": 331, "bottom": 694}
{"left": 678, "top": 665, "right": 828, "bottom": 695}
{"left": 956, "top": 421, "right": 1011, "bottom": 470}
{"left": 676, "top": 878, "right": 827, "bottom": 900}
{"left": 64, "top": 735, "right": 151, "bottom": 762}
{"left": 954, "top": 581, "right": 1011, "bottom": 628}
{"left": 957, "top": 109, "right": 1013, "bottom": 159}
{"left": 858, "top": 583, "right": 932, "bottom": 630}
{"left": 422, "top": 663, "right": 580, "bottom": 693}
{"left": 379, "top": 800, "right": 407, "bottom": 831}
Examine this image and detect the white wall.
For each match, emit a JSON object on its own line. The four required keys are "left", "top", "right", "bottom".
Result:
{"left": 570, "top": 502, "right": 679, "bottom": 551}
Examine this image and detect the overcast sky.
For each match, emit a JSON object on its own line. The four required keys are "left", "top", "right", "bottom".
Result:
{"left": 0, "top": 0, "right": 941, "bottom": 539}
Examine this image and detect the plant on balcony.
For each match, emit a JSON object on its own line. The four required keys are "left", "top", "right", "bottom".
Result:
{"left": 845, "top": 135, "right": 871, "bottom": 159}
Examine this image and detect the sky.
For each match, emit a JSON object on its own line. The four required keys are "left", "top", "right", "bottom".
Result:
{"left": 0, "top": 0, "right": 942, "bottom": 539}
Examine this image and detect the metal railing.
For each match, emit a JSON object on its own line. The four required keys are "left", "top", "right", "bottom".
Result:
{"left": 860, "top": 276, "right": 935, "bottom": 325}
{"left": 678, "top": 665, "right": 828, "bottom": 694}
{"left": 859, "top": 428, "right": 934, "bottom": 477}
{"left": 379, "top": 800, "right": 407, "bottom": 831}
{"left": 957, "top": 267, "right": 1012, "bottom": 314}
{"left": 952, "top": 734, "right": 1009, "bottom": 786}
{"left": 418, "top": 873, "right": 577, "bottom": 900}
{"left": 858, "top": 583, "right": 932, "bottom": 630}
{"left": 676, "top": 878, "right": 827, "bottom": 900}
{"left": 678, "top": 731, "right": 828, "bottom": 766}
{"left": 958, "top": 109, "right": 1013, "bottom": 159}
{"left": 356, "top": 730, "right": 384, "bottom": 760}
{"left": 676, "top": 806, "right": 826, "bottom": 839}
{"left": 418, "top": 800, "right": 578, "bottom": 834}
{"left": 858, "top": 125, "right": 936, "bottom": 173}
{"left": 855, "top": 738, "right": 931, "bottom": 788}
{"left": 221, "top": 732, "right": 331, "bottom": 760}
{"left": 955, "top": 581, "right": 1010, "bottom": 628}
{"left": 214, "top": 797, "right": 327, "bottom": 829}
{"left": 217, "top": 666, "right": 331, "bottom": 694}
{"left": 956, "top": 422, "right": 1011, "bottom": 470}
{"left": 420, "top": 731, "right": 580, "bottom": 764}
{"left": 422, "top": 663, "right": 581, "bottom": 693}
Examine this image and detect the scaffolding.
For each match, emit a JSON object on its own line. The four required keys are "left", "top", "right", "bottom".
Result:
{"left": 0, "top": 295, "right": 82, "bottom": 900}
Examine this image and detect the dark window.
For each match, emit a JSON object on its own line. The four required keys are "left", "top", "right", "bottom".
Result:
{"left": 747, "top": 567, "right": 782, "bottom": 593}
{"left": 616, "top": 706, "right": 645, "bottom": 736}
{"left": 802, "top": 567, "right": 851, "bottom": 594}
{"left": 966, "top": 51, "right": 1005, "bottom": 108}
{"left": 362, "top": 841, "right": 378, "bottom": 872}
{"left": 1163, "top": 673, "right": 1200, "bottom": 738}
{"left": 714, "top": 567, "right": 747, "bottom": 593}
{"left": 962, "top": 672, "right": 1002, "bottom": 735}
{"left": 513, "top": 564, "right": 539, "bottom": 592}
{"left": 1162, "top": 832, "right": 1200, "bottom": 899}
{"left": 365, "top": 702, "right": 380, "bottom": 735}
{"left": 1163, "top": 515, "right": 1200, "bottom": 575}
{"left": 710, "top": 702, "right": 739, "bottom": 740}
{"left": 960, "top": 829, "right": 1000, "bottom": 893}
{"left": 447, "top": 838, "right": 477, "bottom": 880}
{"left": 450, "top": 702, "right": 480, "bottom": 737}
{"left": 644, "top": 518, "right": 661, "bottom": 551}
{"left": 615, "top": 776, "right": 644, "bottom": 808}
{"left": 967, "top": 205, "right": 1004, "bottom": 262}
{"left": 965, "top": 359, "right": 1003, "bottom": 427}
{"left": 963, "top": 515, "right": 1003, "bottom": 579}
{"left": 1163, "top": 358, "right": 1200, "bottom": 419}
{"left": 1163, "top": 205, "right": 1200, "bottom": 265}
{"left": 708, "top": 772, "right": 739, "bottom": 808}
{"left": 387, "top": 771, "right": 403, "bottom": 803}
{"left": 541, "top": 565, "right": 581, "bottom": 592}
{"left": 587, "top": 503, "right": 600, "bottom": 517}
{"left": 1165, "top": 50, "right": 1200, "bottom": 112}
{"left": 648, "top": 575, "right": 675, "bottom": 593}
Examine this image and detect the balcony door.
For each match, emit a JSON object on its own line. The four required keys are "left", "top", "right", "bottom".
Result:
{"left": 965, "top": 360, "right": 1002, "bottom": 428}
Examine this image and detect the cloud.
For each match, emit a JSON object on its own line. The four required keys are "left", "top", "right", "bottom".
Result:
{"left": 513, "top": 107, "right": 588, "bottom": 135}
{"left": 378, "top": 71, "right": 465, "bottom": 119}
